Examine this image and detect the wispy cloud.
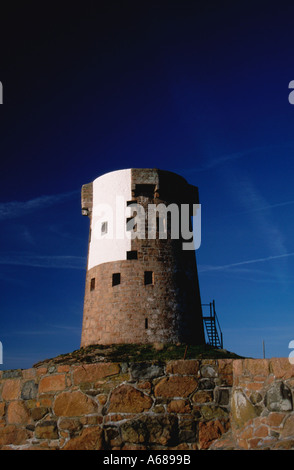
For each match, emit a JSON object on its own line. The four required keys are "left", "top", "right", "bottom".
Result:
{"left": 0, "top": 252, "right": 86, "bottom": 269}
{"left": 174, "top": 148, "right": 254, "bottom": 175}
{"left": 197, "top": 147, "right": 261, "bottom": 171}
{"left": 175, "top": 142, "right": 294, "bottom": 174}
{"left": 0, "top": 190, "right": 79, "bottom": 221}
{"left": 175, "top": 146, "right": 272, "bottom": 175}
{"left": 235, "top": 199, "right": 294, "bottom": 216}
{"left": 199, "top": 252, "right": 294, "bottom": 273}
{"left": 2, "top": 324, "right": 81, "bottom": 336}
{"left": 237, "top": 177, "right": 287, "bottom": 257}
{"left": 199, "top": 172, "right": 293, "bottom": 283}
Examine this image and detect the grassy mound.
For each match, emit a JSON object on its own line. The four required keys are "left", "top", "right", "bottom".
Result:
{"left": 33, "top": 343, "right": 243, "bottom": 368}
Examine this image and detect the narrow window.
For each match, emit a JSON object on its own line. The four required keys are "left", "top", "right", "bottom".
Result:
{"left": 127, "top": 250, "right": 138, "bottom": 260}
{"left": 145, "top": 318, "right": 148, "bottom": 329}
{"left": 167, "top": 212, "right": 172, "bottom": 234}
{"left": 144, "top": 271, "right": 154, "bottom": 285}
{"left": 90, "top": 278, "right": 95, "bottom": 291}
{"left": 134, "top": 184, "right": 155, "bottom": 198}
{"left": 101, "top": 221, "right": 108, "bottom": 235}
{"left": 156, "top": 215, "right": 160, "bottom": 233}
{"left": 112, "top": 273, "right": 121, "bottom": 286}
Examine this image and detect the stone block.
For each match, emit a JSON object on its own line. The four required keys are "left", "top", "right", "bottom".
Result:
{"left": 266, "top": 412, "right": 286, "bottom": 428}
{"left": 231, "top": 390, "right": 259, "bottom": 429}
{"left": 54, "top": 391, "right": 98, "bottom": 417}
{"left": 121, "top": 415, "right": 178, "bottom": 446}
{"left": 266, "top": 382, "right": 293, "bottom": 412}
{"left": 108, "top": 385, "right": 152, "bottom": 413}
{"left": 280, "top": 414, "right": 294, "bottom": 438}
{"left": 253, "top": 425, "right": 268, "bottom": 438}
{"left": 199, "top": 419, "right": 229, "bottom": 450}
{"left": 201, "top": 405, "right": 229, "bottom": 420}
{"left": 178, "top": 416, "right": 197, "bottom": 443}
{"left": 198, "top": 378, "right": 215, "bottom": 390}
{"left": 7, "top": 401, "right": 30, "bottom": 425}
{"left": 215, "top": 387, "right": 230, "bottom": 406}
{"left": 35, "top": 420, "right": 58, "bottom": 439}
{"left": 30, "top": 406, "right": 48, "bottom": 421}
{"left": 22, "top": 369, "right": 36, "bottom": 380}
{"left": 166, "top": 360, "right": 199, "bottom": 375}
{"left": 271, "top": 358, "right": 294, "bottom": 379}
{"left": 2, "top": 370, "right": 22, "bottom": 379}
{"left": 130, "top": 362, "right": 164, "bottom": 380}
{"left": 73, "top": 363, "right": 120, "bottom": 384}
{"left": 63, "top": 426, "right": 104, "bottom": 450}
{"left": 0, "top": 425, "right": 30, "bottom": 446}
{"left": 21, "top": 380, "right": 38, "bottom": 400}
{"left": 191, "top": 390, "right": 213, "bottom": 404}
{"left": 201, "top": 364, "right": 217, "bottom": 378}
{"left": 2, "top": 379, "right": 21, "bottom": 401}
{"left": 244, "top": 359, "right": 269, "bottom": 377}
{"left": 167, "top": 399, "right": 191, "bottom": 414}
{"left": 154, "top": 376, "right": 197, "bottom": 398}
{"left": 39, "top": 374, "right": 66, "bottom": 393}
{"left": 104, "top": 426, "right": 122, "bottom": 448}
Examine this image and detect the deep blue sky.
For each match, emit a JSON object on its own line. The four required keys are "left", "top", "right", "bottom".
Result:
{"left": 1, "top": 1, "right": 294, "bottom": 369}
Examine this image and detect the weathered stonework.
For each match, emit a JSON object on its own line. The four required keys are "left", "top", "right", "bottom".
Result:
{"left": 211, "top": 358, "right": 294, "bottom": 450}
{"left": 81, "top": 169, "right": 205, "bottom": 347}
{"left": 1, "top": 357, "right": 294, "bottom": 450}
{"left": 0, "top": 358, "right": 231, "bottom": 450}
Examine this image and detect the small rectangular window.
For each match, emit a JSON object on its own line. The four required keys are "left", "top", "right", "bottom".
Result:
{"left": 145, "top": 318, "right": 148, "bottom": 329}
{"left": 90, "top": 278, "right": 95, "bottom": 291}
{"left": 101, "top": 221, "right": 108, "bottom": 234}
{"left": 134, "top": 184, "right": 155, "bottom": 198}
{"left": 127, "top": 250, "right": 138, "bottom": 260}
{"left": 112, "top": 273, "right": 121, "bottom": 286}
{"left": 156, "top": 216, "right": 160, "bottom": 233}
{"left": 144, "top": 271, "right": 154, "bottom": 285}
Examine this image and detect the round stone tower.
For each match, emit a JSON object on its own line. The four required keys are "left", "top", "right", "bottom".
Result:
{"left": 80, "top": 168, "right": 205, "bottom": 347}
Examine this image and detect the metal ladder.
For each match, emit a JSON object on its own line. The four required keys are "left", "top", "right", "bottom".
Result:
{"left": 202, "top": 300, "right": 223, "bottom": 349}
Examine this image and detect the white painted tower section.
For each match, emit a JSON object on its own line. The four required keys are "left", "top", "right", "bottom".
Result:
{"left": 87, "top": 169, "right": 132, "bottom": 270}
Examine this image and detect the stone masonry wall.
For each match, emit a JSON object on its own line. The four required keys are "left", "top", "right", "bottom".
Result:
{"left": 0, "top": 359, "right": 232, "bottom": 450}
{"left": 81, "top": 242, "right": 204, "bottom": 346}
{"left": 222, "top": 358, "right": 294, "bottom": 450}
{"left": 81, "top": 168, "right": 205, "bottom": 348}
{"left": 1, "top": 358, "right": 294, "bottom": 450}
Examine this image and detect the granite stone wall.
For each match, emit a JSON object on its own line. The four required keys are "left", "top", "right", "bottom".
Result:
{"left": 215, "top": 358, "right": 294, "bottom": 450}
{"left": 1, "top": 357, "right": 294, "bottom": 450}
{"left": 0, "top": 358, "right": 232, "bottom": 450}
{"left": 81, "top": 168, "right": 205, "bottom": 348}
